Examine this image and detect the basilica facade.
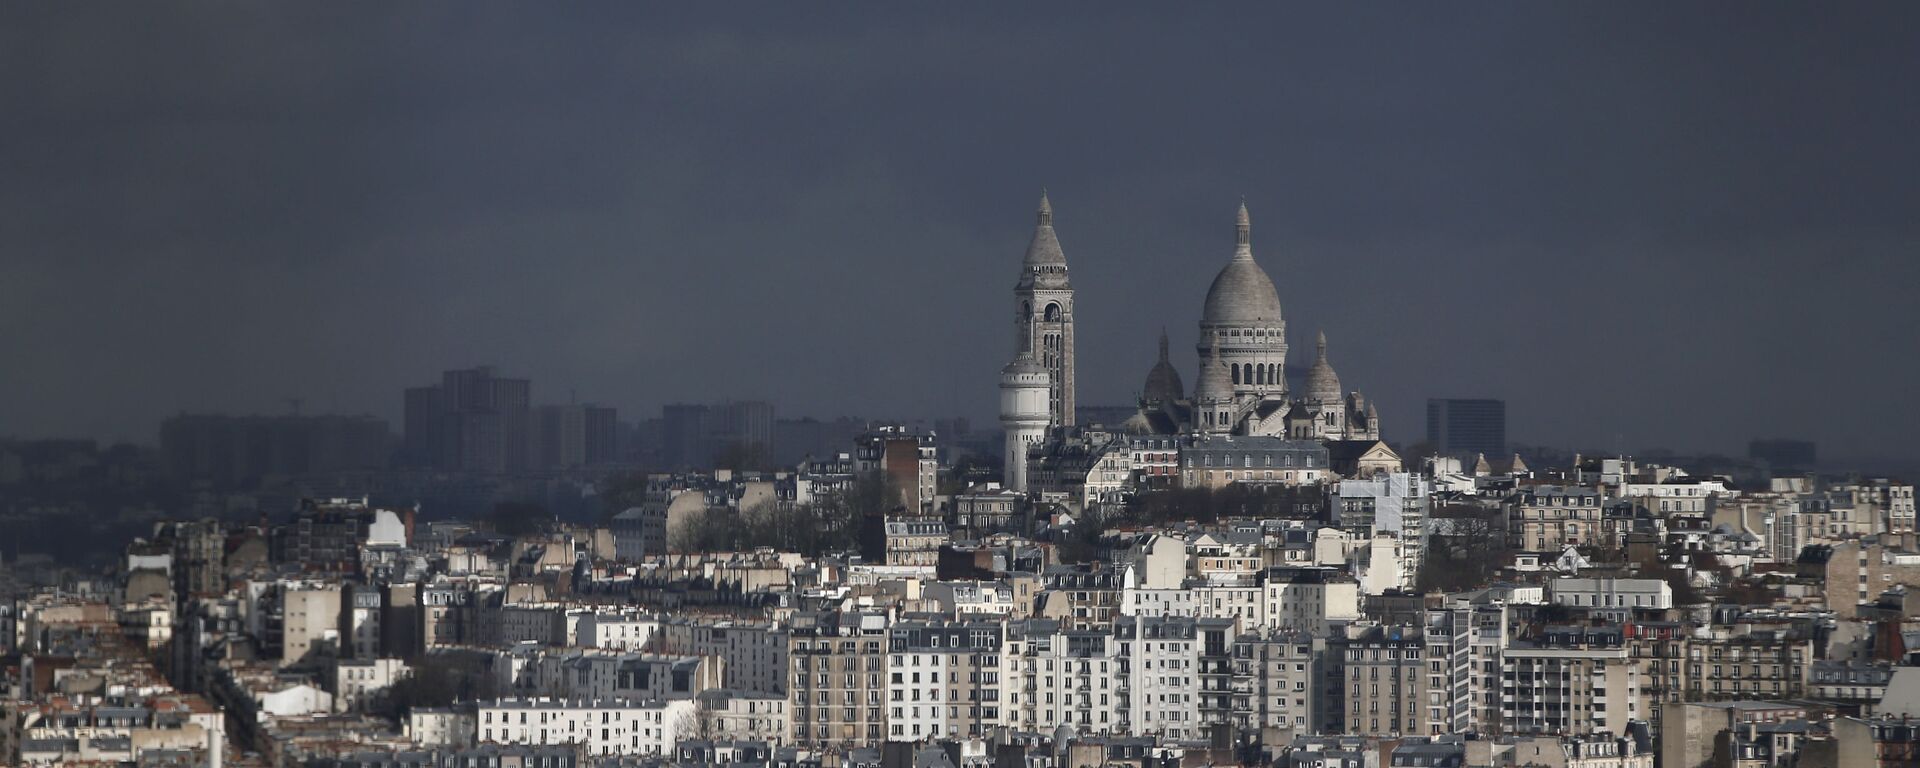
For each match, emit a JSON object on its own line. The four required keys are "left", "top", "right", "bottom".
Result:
{"left": 997, "top": 194, "right": 1383, "bottom": 491}
{"left": 1128, "top": 201, "right": 1379, "bottom": 442}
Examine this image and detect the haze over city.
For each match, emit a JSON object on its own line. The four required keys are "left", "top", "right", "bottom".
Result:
{"left": 4, "top": 3, "right": 1917, "bottom": 463}
{"left": 17, "top": 6, "right": 1920, "bottom": 768}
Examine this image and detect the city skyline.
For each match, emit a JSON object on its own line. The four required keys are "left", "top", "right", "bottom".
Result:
{"left": 9, "top": 6, "right": 1920, "bottom": 766}
{"left": 4, "top": 4, "right": 1917, "bottom": 464}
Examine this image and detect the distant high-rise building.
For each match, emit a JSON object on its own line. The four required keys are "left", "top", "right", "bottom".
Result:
{"left": 660, "top": 404, "right": 712, "bottom": 469}
{"left": 653, "top": 400, "right": 777, "bottom": 470}
{"left": 399, "top": 366, "right": 532, "bottom": 473}
{"left": 583, "top": 406, "right": 618, "bottom": 466}
{"left": 714, "top": 400, "right": 775, "bottom": 463}
{"left": 1426, "top": 398, "right": 1506, "bottom": 457}
{"left": 1749, "top": 438, "right": 1817, "bottom": 470}
{"left": 400, "top": 386, "right": 446, "bottom": 467}
{"left": 160, "top": 412, "right": 391, "bottom": 488}
{"left": 531, "top": 404, "right": 618, "bottom": 469}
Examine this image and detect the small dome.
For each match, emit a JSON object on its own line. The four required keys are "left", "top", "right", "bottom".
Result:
{"left": 1200, "top": 203, "right": 1283, "bottom": 326}
{"left": 1304, "top": 331, "right": 1342, "bottom": 402}
{"left": 1141, "top": 331, "right": 1184, "bottom": 403}
{"left": 1001, "top": 351, "right": 1047, "bottom": 378}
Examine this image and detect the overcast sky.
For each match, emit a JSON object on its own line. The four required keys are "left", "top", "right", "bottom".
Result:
{"left": 3, "top": 4, "right": 1917, "bottom": 462}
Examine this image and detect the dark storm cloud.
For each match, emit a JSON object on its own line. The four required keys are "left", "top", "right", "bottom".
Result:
{"left": 3, "top": 3, "right": 1917, "bottom": 461}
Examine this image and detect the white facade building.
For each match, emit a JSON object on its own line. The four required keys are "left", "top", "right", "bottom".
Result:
{"left": 477, "top": 698, "right": 696, "bottom": 756}
{"left": 1117, "top": 617, "right": 1201, "bottom": 740}
{"left": 1620, "top": 479, "right": 1732, "bottom": 514}
{"left": 575, "top": 611, "right": 660, "bottom": 651}
{"left": 1549, "top": 578, "right": 1674, "bottom": 613}
{"left": 333, "top": 657, "right": 410, "bottom": 712}
{"left": 1003, "top": 622, "right": 1119, "bottom": 735}
{"left": 1263, "top": 568, "right": 1361, "bottom": 635}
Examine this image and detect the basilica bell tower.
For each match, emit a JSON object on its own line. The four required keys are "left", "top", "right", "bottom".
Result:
{"left": 1014, "top": 191, "right": 1075, "bottom": 428}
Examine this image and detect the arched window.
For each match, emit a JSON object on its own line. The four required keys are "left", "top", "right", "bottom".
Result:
{"left": 1044, "top": 303, "right": 1062, "bottom": 321}
{"left": 1231, "top": 365, "right": 1240, "bottom": 385}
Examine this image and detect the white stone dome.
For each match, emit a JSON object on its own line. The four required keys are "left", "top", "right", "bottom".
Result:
{"left": 1304, "top": 331, "right": 1343, "bottom": 402}
{"left": 1200, "top": 202, "right": 1283, "bottom": 327}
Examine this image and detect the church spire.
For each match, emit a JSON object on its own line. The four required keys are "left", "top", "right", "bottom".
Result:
{"left": 1021, "top": 190, "right": 1067, "bottom": 269}
{"left": 1235, "top": 198, "right": 1251, "bottom": 251}
{"left": 1158, "top": 328, "right": 1169, "bottom": 362}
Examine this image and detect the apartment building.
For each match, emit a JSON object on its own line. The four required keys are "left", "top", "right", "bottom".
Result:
{"left": 1502, "top": 628, "right": 1640, "bottom": 738}
{"left": 1507, "top": 486, "right": 1605, "bottom": 552}
{"left": 786, "top": 611, "right": 889, "bottom": 747}
{"left": 1232, "top": 629, "right": 1324, "bottom": 743}
{"left": 476, "top": 698, "right": 696, "bottom": 756}
{"left": 655, "top": 619, "right": 790, "bottom": 695}
{"left": 1005, "top": 620, "right": 1120, "bottom": 735}
{"left": 884, "top": 619, "right": 1005, "bottom": 741}
{"left": 1335, "top": 625, "right": 1434, "bottom": 738}
{"left": 1424, "top": 600, "right": 1510, "bottom": 736}
{"left": 1116, "top": 616, "right": 1204, "bottom": 740}
{"left": 1263, "top": 567, "right": 1362, "bottom": 635}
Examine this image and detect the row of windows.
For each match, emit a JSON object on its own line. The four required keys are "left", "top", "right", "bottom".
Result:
{"left": 1188, "top": 470, "right": 1319, "bottom": 484}
{"left": 1230, "top": 362, "right": 1283, "bottom": 387}
{"left": 1526, "top": 494, "right": 1599, "bottom": 506}
{"left": 1199, "top": 452, "right": 1317, "bottom": 468}
{"left": 483, "top": 710, "right": 667, "bottom": 725}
